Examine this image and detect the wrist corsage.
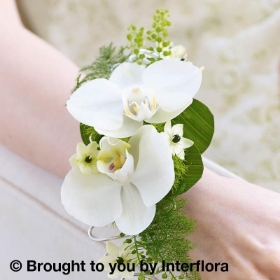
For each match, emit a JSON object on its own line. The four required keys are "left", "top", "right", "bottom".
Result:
{"left": 61, "top": 10, "right": 214, "bottom": 280}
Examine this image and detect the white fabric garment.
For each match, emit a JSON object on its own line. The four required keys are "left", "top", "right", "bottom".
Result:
{"left": 0, "top": 144, "right": 110, "bottom": 280}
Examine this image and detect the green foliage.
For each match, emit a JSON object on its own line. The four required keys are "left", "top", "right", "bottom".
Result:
{"left": 152, "top": 122, "right": 165, "bottom": 133}
{"left": 73, "top": 43, "right": 128, "bottom": 92}
{"left": 170, "top": 145, "right": 203, "bottom": 196}
{"left": 172, "top": 155, "right": 189, "bottom": 193}
{"left": 80, "top": 123, "right": 103, "bottom": 145}
{"left": 140, "top": 198, "right": 195, "bottom": 263}
{"left": 173, "top": 99, "right": 214, "bottom": 154}
{"left": 137, "top": 198, "right": 200, "bottom": 279}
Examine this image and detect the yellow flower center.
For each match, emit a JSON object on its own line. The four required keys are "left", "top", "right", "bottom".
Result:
{"left": 109, "top": 154, "right": 126, "bottom": 171}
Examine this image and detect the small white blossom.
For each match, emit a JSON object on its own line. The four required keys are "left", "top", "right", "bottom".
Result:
{"left": 169, "top": 45, "right": 188, "bottom": 61}
{"left": 161, "top": 120, "right": 194, "bottom": 160}
{"left": 69, "top": 142, "right": 99, "bottom": 174}
{"left": 98, "top": 242, "right": 135, "bottom": 279}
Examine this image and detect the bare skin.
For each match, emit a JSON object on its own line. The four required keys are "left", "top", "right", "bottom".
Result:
{"left": 183, "top": 169, "right": 280, "bottom": 280}
{"left": 0, "top": 0, "right": 80, "bottom": 177}
{"left": 1, "top": 1, "right": 280, "bottom": 279}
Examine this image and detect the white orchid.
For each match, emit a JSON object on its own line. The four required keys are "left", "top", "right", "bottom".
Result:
{"left": 61, "top": 125, "right": 174, "bottom": 235}
{"left": 161, "top": 120, "right": 194, "bottom": 160}
{"left": 98, "top": 242, "right": 135, "bottom": 279}
{"left": 67, "top": 60, "right": 202, "bottom": 138}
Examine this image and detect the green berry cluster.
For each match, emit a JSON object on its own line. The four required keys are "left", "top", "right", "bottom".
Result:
{"left": 146, "top": 9, "right": 172, "bottom": 60}
{"left": 126, "top": 9, "right": 172, "bottom": 65}
{"left": 127, "top": 25, "right": 145, "bottom": 65}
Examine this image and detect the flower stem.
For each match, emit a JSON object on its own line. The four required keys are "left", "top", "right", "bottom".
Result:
{"left": 133, "top": 235, "right": 142, "bottom": 265}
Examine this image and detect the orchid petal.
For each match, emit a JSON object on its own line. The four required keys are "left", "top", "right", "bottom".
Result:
{"left": 95, "top": 115, "right": 143, "bottom": 138}
{"left": 61, "top": 169, "right": 122, "bottom": 227}
{"left": 67, "top": 79, "right": 123, "bottom": 129}
{"left": 143, "top": 60, "right": 201, "bottom": 112}
{"left": 129, "top": 125, "right": 175, "bottom": 207}
{"left": 127, "top": 125, "right": 154, "bottom": 166}
{"left": 109, "top": 62, "right": 144, "bottom": 90}
{"left": 115, "top": 184, "right": 155, "bottom": 235}
{"left": 147, "top": 100, "right": 192, "bottom": 123}
{"left": 114, "top": 151, "right": 134, "bottom": 183}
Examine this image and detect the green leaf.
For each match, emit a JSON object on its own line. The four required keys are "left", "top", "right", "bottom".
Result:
{"left": 182, "top": 144, "right": 204, "bottom": 193}
{"left": 80, "top": 123, "right": 103, "bottom": 145}
{"left": 173, "top": 99, "right": 214, "bottom": 154}
{"left": 170, "top": 144, "right": 203, "bottom": 196}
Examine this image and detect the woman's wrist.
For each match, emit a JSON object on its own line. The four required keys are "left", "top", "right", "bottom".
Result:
{"left": 181, "top": 168, "right": 280, "bottom": 279}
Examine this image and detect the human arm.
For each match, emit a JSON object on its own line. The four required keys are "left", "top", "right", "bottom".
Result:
{"left": 183, "top": 169, "right": 280, "bottom": 280}
{"left": 0, "top": 0, "right": 80, "bottom": 177}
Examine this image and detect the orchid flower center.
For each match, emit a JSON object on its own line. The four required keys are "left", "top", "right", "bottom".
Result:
{"left": 172, "top": 134, "right": 181, "bottom": 143}
{"left": 108, "top": 153, "right": 126, "bottom": 172}
{"left": 122, "top": 86, "right": 157, "bottom": 122}
{"left": 97, "top": 138, "right": 131, "bottom": 175}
